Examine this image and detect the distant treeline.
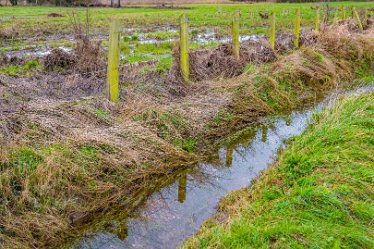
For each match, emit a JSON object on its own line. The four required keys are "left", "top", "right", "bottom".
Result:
{"left": 275, "top": 0, "right": 371, "bottom": 2}
{"left": 3, "top": 0, "right": 373, "bottom": 6}
{"left": 233, "top": 0, "right": 372, "bottom": 2}
{"left": 4, "top": 0, "right": 119, "bottom": 7}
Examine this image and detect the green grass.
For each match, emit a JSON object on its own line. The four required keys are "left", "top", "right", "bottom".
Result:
{"left": 1, "top": 2, "right": 373, "bottom": 37}
{"left": 0, "top": 60, "right": 42, "bottom": 76}
{"left": 146, "top": 31, "right": 178, "bottom": 40}
{"left": 2, "top": 2, "right": 372, "bottom": 69}
{"left": 183, "top": 91, "right": 374, "bottom": 249}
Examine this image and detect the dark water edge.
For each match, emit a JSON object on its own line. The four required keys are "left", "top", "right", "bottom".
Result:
{"left": 71, "top": 84, "right": 374, "bottom": 249}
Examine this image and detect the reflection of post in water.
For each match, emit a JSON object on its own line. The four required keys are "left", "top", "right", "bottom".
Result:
{"left": 286, "top": 115, "right": 292, "bottom": 126}
{"left": 261, "top": 125, "right": 268, "bottom": 143}
{"left": 178, "top": 172, "right": 187, "bottom": 203}
{"left": 225, "top": 146, "right": 233, "bottom": 167}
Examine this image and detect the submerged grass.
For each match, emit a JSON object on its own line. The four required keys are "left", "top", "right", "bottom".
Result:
{"left": 182, "top": 91, "right": 374, "bottom": 249}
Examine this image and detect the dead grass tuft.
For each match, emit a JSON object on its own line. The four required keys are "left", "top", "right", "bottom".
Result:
{"left": 0, "top": 27, "right": 19, "bottom": 39}
{"left": 43, "top": 38, "right": 105, "bottom": 75}
{"left": 73, "top": 38, "right": 105, "bottom": 74}
{"left": 170, "top": 40, "right": 276, "bottom": 82}
{"left": 44, "top": 48, "right": 76, "bottom": 70}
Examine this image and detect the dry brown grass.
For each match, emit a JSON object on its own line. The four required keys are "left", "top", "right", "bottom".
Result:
{"left": 43, "top": 38, "right": 105, "bottom": 75}
{"left": 0, "top": 19, "right": 373, "bottom": 249}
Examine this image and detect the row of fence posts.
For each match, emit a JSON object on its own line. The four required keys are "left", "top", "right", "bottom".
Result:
{"left": 106, "top": 6, "right": 369, "bottom": 102}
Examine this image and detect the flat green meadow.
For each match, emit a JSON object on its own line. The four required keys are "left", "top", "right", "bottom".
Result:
{"left": 1, "top": 2, "right": 374, "bottom": 37}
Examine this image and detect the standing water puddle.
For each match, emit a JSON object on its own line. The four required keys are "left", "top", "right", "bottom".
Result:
{"left": 74, "top": 85, "right": 373, "bottom": 249}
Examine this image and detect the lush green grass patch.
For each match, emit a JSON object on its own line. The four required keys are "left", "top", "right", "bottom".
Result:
{"left": 0, "top": 60, "right": 42, "bottom": 76}
{"left": 183, "top": 91, "right": 374, "bottom": 249}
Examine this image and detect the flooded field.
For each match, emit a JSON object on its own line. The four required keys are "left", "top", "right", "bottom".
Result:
{"left": 1, "top": 25, "right": 263, "bottom": 64}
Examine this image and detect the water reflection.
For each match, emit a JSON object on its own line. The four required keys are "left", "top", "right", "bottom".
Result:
{"left": 261, "top": 125, "right": 268, "bottom": 143}
{"left": 75, "top": 112, "right": 308, "bottom": 249}
{"left": 74, "top": 86, "right": 374, "bottom": 249}
{"left": 177, "top": 172, "right": 187, "bottom": 203}
{"left": 225, "top": 146, "right": 233, "bottom": 167}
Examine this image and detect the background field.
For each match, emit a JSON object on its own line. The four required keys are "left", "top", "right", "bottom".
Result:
{"left": 1, "top": 2, "right": 374, "bottom": 36}
{"left": 1, "top": 2, "right": 373, "bottom": 67}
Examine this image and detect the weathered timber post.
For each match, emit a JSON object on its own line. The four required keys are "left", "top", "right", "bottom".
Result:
{"left": 179, "top": 14, "right": 190, "bottom": 82}
{"left": 353, "top": 7, "right": 363, "bottom": 30}
{"left": 269, "top": 12, "right": 276, "bottom": 50}
{"left": 107, "top": 19, "right": 121, "bottom": 103}
{"left": 315, "top": 7, "right": 320, "bottom": 32}
{"left": 341, "top": 6, "right": 346, "bottom": 20}
{"left": 294, "top": 8, "right": 301, "bottom": 49}
{"left": 232, "top": 10, "right": 240, "bottom": 59}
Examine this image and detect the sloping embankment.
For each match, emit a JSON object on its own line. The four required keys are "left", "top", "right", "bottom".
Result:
{"left": 0, "top": 21, "right": 374, "bottom": 248}
{"left": 182, "top": 91, "right": 374, "bottom": 249}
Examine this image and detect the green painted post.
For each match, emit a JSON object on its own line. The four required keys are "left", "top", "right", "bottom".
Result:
{"left": 363, "top": 7, "right": 368, "bottom": 27}
{"left": 107, "top": 19, "right": 120, "bottom": 103}
{"left": 179, "top": 14, "right": 189, "bottom": 82}
{"left": 353, "top": 7, "right": 363, "bottom": 30}
{"left": 333, "top": 10, "right": 338, "bottom": 25}
{"left": 341, "top": 6, "right": 346, "bottom": 20}
{"left": 294, "top": 8, "right": 301, "bottom": 49}
{"left": 232, "top": 10, "right": 240, "bottom": 59}
{"left": 315, "top": 7, "right": 320, "bottom": 32}
{"left": 269, "top": 12, "right": 276, "bottom": 50}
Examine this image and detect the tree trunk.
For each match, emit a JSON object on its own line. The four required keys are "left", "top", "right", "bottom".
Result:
{"left": 117, "top": 0, "right": 121, "bottom": 8}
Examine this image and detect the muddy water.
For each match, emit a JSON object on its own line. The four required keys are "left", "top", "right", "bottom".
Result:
{"left": 2, "top": 27, "right": 262, "bottom": 60}
{"left": 73, "top": 85, "right": 373, "bottom": 249}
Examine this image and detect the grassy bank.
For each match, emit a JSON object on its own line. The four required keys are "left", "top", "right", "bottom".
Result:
{"left": 182, "top": 91, "right": 374, "bottom": 248}
{"left": 0, "top": 19, "right": 373, "bottom": 249}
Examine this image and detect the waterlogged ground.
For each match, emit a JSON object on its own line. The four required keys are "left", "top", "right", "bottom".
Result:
{"left": 1, "top": 25, "right": 263, "bottom": 66}
{"left": 70, "top": 85, "right": 373, "bottom": 249}
{"left": 2, "top": 2, "right": 373, "bottom": 66}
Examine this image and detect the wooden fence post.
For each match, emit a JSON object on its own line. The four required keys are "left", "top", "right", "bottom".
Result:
{"left": 315, "top": 7, "right": 320, "bottom": 32}
{"left": 363, "top": 7, "right": 368, "bottom": 27}
{"left": 107, "top": 19, "right": 120, "bottom": 103}
{"left": 232, "top": 10, "right": 240, "bottom": 59}
{"left": 353, "top": 7, "right": 363, "bottom": 30}
{"left": 270, "top": 12, "right": 276, "bottom": 50}
{"left": 341, "top": 6, "right": 346, "bottom": 20}
{"left": 294, "top": 8, "right": 301, "bottom": 49}
{"left": 179, "top": 14, "right": 189, "bottom": 82}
